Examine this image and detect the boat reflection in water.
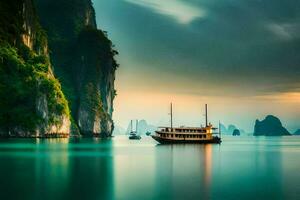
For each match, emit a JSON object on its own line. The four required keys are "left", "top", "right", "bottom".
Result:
{"left": 152, "top": 104, "right": 221, "bottom": 144}
{"left": 154, "top": 143, "right": 213, "bottom": 199}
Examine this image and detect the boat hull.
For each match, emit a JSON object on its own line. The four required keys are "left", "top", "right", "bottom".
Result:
{"left": 129, "top": 135, "right": 141, "bottom": 140}
{"left": 151, "top": 135, "right": 221, "bottom": 144}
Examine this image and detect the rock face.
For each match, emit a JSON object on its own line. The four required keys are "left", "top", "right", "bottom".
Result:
{"left": 294, "top": 129, "right": 300, "bottom": 135}
{"left": 126, "top": 120, "right": 157, "bottom": 135}
{"left": 0, "top": 0, "right": 71, "bottom": 137}
{"left": 254, "top": 115, "right": 290, "bottom": 136}
{"left": 232, "top": 129, "right": 241, "bottom": 136}
{"left": 35, "top": 0, "right": 118, "bottom": 137}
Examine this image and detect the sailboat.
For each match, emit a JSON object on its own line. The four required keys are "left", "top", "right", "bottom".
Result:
{"left": 129, "top": 120, "right": 141, "bottom": 140}
{"left": 151, "top": 104, "right": 221, "bottom": 144}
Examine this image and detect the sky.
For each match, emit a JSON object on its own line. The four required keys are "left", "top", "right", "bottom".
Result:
{"left": 93, "top": 0, "right": 300, "bottom": 132}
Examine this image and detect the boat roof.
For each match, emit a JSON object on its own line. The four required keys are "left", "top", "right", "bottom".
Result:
{"left": 158, "top": 126, "right": 218, "bottom": 130}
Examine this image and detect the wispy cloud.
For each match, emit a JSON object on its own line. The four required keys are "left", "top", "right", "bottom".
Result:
{"left": 267, "top": 22, "right": 300, "bottom": 41}
{"left": 254, "top": 92, "right": 300, "bottom": 103}
{"left": 124, "top": 0, "right": 206, "bottom": 24}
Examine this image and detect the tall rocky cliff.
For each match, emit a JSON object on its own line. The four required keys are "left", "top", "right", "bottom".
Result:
{"left": 35, "top": 0, "right": 118, "bottom": 136}
{"left": 0, "top": 0, "right": 71, "bottom": 136}
{"left": 254, "top": 115, "right": 290, "bottom": 136}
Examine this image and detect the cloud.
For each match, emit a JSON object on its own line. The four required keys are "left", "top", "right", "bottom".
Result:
{"left": 94, "top": 0, "right": 300, "bottom": 96}
{"left": 124, "top": 0, "right": 206, "bottom": 24}
{"left": 267, "top": 22, "right": 300, "bottom": 41}
{"left": 254, "top": 92, "right": 300, "bottom": 103}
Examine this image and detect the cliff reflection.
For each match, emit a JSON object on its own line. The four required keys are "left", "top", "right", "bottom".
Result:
{"left": 0, "top": 138, "right": 115, "bottom": 200}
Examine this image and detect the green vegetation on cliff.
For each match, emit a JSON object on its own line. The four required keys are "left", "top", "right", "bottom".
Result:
{"left": 0, "top": 0, "right": 119, "bottom": 136}
{"left": 0, "top": 45, "right": 70, "bottom": 134}
{"left": 0, "top": 0, "right": 70, "bottom": 136}
{"left": 36, "top": 0, "right": 118, "bottom": 136}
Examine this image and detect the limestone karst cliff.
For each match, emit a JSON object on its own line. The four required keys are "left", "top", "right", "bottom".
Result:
{"left": 0, "top": 0, "right": 71, "bottom": 136}
{"left": 0, "top": 0, "right": 117, "bottom": 137}
{"left": 254, "top": 115, "right": 290, "bottom": 136}
{"left": 35, "top": 0, "right": 118, "bottom": 137}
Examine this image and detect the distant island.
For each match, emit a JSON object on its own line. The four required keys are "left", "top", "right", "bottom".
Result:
{"left": 113, "top": 126, "right": 126, "bottom": 135}
{"left": 126, "top": 120, "right": 157, "bottom": 135}
{"left": 294, "top": 129, "right": 300, "bottom": 135}
{"left": 254, "top": 115, "right": 291, "bottom": 136}
{"left": 232, "top": 129, "right": 241, "bottom": 136}
{"left": 220, "top": 123, "right": 245, "bottom": 135}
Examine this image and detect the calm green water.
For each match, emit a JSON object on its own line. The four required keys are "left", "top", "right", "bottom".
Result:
{"left": 0, "top": 136, "right": 299, "bottom": 200}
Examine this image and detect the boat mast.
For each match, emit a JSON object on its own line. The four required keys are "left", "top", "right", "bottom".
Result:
{"left": 170, "top": 103, "right": 173, "bottom": 131}
{"left": 219, "top": 120, "right": 221, "bottom": 138}
{"left": 205, "top": 104, "right": 208, "bottom": 127}
{"left": 136, "top": 120, "right": 138, "bottom": 134}
{"left": 130, "top": 120, "right": 133, "bottom": 133}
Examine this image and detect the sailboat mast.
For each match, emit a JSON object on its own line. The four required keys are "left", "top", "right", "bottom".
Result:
{"left": 136, "top": 120, "right": 138, "bottom": 134}
{"left": 205, "top": 104, "right": 208, "bottom": 127}
{"left": 219, "top": 120, "right": 221, "bottom": 138}
{"left": 171, "top": 103, "right": 173, "bottom": 131}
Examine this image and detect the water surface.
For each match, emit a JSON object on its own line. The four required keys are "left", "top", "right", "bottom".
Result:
{"left": 0, "top": 136, "right": 299, "bottom": 200}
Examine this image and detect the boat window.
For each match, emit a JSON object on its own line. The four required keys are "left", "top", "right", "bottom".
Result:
{"left": 203, "top": 135, "right": 206, "bottom": 138}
